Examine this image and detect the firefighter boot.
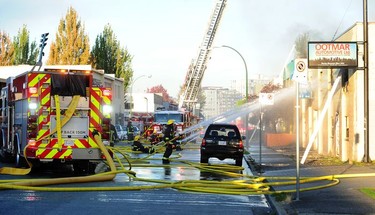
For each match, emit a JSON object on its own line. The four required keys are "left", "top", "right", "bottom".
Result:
{"left": 149, "top": 147, "right": 155, "bottom": 154}
{"left": 175, "top": 144, "right": 182, "bottom": 151}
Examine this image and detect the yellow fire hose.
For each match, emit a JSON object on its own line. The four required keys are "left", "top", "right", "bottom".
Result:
{"left": 0, "top": 95, "right": 80, "bottom": 175}
{"left": 1, "top": 97, "right": 375, "bottom": 195}
{"left": 1, "top": 139, "right": 375, "bottom": 195}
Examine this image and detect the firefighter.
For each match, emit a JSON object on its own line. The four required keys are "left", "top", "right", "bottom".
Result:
{"left": 148, "top": 130, "right": 161, "bottom": 145}
{"left": 162, "top": 119, "right": 176, "bottom": 164}
{"left": 110, "top": 123, "right": 119, "bottom": 147}
{"left": 132, "top": 135, "right": 154, "bottom": 154}
{"left": 126, "top": 121, "right": 134, "bottom": 141}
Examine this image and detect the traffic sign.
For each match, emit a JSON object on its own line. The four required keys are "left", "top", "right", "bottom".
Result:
{"left": 259, "top": 93, "right": 274, "bottom": 105}
{"left": 292, "top": 58, "right": 308, "bottom": 83}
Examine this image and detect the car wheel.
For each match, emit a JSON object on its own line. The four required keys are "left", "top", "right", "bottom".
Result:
{"left": 235, "top": 157, "right": 243, "bottom": 166}
{"left": 200, "top": 155, "right": 209, "bottom": 163}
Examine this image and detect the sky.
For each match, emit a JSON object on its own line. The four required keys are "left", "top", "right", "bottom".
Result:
{"left": 1, "top": 0, "right": 374, "bottom": 97}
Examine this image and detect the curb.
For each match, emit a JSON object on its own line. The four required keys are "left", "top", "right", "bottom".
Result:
{"left": 244, "top": 154, "right": 289, "bottom": 215}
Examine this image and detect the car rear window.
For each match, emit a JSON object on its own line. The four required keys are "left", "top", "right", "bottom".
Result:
{"left": 205, "top": 124, "right": 240, "bottom": 139}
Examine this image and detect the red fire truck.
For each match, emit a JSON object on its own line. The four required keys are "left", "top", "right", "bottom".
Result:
{"left": 144, "top": 110, "right": 198, "bottom": 137}
{"left": 0, "top": 68, "right": 112, "bottom": 174}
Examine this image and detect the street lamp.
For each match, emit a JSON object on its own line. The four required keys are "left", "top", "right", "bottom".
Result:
{"left": 213, "top": 45, "right": 249, "bottom": 148}
{"left": 220, "top": 45, "right": 249, "bottom": 102}
{"left": 130, "top": 75, "right": 152, "bottom": 117}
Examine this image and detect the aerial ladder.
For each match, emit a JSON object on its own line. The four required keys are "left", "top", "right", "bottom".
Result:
{"left": 178, "top": 0, "right": 227, "bottom": 110}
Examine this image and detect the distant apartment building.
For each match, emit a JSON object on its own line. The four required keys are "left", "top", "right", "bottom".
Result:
{"left": 230, "top": 74, "right": 274, "bottom": 97}
{"left": 201, "top": 86, "right": 243, "bottom": 119}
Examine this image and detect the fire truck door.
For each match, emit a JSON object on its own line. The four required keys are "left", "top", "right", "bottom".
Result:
{"left": 14, "top": 99, "right": 28, "bottom": 151}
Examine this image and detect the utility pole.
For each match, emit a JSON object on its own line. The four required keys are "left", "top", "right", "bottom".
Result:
{"left": 363, "top": 0, "right": 370, "bottom": 162}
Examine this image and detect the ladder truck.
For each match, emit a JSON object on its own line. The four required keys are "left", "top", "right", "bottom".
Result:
{"left": 178, "top": 0, "right": 227, "bottom": 110}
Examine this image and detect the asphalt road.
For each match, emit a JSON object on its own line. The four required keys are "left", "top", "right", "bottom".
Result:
{"left": 0, "top": 143, "right": 274, "bottom": 215}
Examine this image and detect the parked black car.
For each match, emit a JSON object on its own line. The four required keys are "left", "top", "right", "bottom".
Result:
{"left": 200, "top": 123, "right": 245, "bottom": 166}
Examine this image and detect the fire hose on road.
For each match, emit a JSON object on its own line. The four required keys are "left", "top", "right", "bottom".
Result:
{"left": 1, "top": 140, "right": 375, "bottom": 195}
{"left": 0, "top": 95, "right": 375, "bottom": 194}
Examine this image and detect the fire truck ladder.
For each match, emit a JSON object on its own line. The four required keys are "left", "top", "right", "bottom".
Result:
{"left": 178, "top": 0, "right": 227, "bottom": 110}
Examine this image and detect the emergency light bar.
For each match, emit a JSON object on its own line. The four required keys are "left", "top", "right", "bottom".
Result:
{"left": 44, "top": 69, "right": 92, "bottom": 75}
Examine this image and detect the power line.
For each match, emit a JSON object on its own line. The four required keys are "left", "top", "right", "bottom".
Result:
{"left": 332, "top": 0, "right": 353, "bottom": 41}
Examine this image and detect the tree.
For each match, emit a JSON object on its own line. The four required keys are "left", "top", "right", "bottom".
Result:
{"left": 47, "top": 7, "right": 90, "bottom": 65}
{"left": 295, "top": 32, "right": 310, "bottom": 58}
{"left": 260, "top": 82, "right": 281, "bottom": 93}
{"left": 0, "top": 31, "right": 14, "bottom": 66}
{"left": 147, "top": 85, "right": 172, "bottom": 102}
{"left": 12, "top": 25, "right": 38, "bottom": 65}
{"left": 90, "top": 24, "right": 133, "bottom": 89}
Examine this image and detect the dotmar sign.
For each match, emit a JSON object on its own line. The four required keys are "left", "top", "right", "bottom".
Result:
{"left": 308, "top": 42, "right": 358, "bottom": 68}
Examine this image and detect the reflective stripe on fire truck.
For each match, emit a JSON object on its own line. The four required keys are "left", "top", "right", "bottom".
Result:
{"left": 90, "top": 89, "right": 101, "bottom": 129}
{"left": 36, "top": 139, "right": 91, "bottom": 159}
{"left": 55, "top": 95, "right": 63, "bottom": 150}
{"left": 34, "top": 95, "right": 94, "bottom": 159}
{"left": 89, "top": 88, "right": 111, "bottom": 145}
{"left": 27, "top": 73, "right": 51, "bottom": 140}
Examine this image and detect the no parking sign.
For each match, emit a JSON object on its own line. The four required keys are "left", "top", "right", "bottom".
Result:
{"left": 259, "top": 93, "right": 274, "bottom": 105}
{"left": 292, "top": 58, "right": 308, "bottom": 83}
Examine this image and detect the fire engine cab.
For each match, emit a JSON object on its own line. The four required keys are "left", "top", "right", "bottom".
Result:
{"left": 145, "top": 110, "right": 197, "bottom": 137}
{"left": 0, "top": 68, "right": 112, "bottom": 174}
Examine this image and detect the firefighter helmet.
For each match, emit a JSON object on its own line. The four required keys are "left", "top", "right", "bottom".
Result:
{"left": 167, "top": 119, "right": 174, "bottom": 125}
{"left": 134, "top": 135, "right": 141, "bottom": 141}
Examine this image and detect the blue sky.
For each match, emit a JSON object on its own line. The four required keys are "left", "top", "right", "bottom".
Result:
{"left": 0, "top": 0, "right": 373, "bottom": 97}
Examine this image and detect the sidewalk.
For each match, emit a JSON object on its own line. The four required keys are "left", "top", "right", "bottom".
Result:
{"left": 245, "top": 142, "right": 375, "bottom": 215}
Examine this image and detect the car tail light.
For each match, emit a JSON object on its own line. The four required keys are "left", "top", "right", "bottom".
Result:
{"left": 28, "top": 140, "right": 37, "bottom": 147}
{"left": 25, "top": 146, "right": 36, "bottom": 158}
{"left": 238, "top": 140, "right": 243, "bottom": 148}
{"left": 201, "top": 138, "right": 206, "bottom": 147}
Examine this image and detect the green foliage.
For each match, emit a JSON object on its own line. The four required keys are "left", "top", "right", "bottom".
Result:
{"left": 360, "top": 188, "right": 375, "bottom": 199}
{"left": 236, "top": 98, "right": 246, "bottom": 106}
{"left": 90, "top": 24, "right": 133, "bottom": 90}
{"left": 271, "top": 193, "right": 288, "bottom": 202}
{"left": 12, "top": 25, "right": 38, "bottom": 65}
{"left": 47, "top": 7, "right": 90, "bottom": 65}
{"left": 0, "top": 31, "right": 14, "bottom": 66}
